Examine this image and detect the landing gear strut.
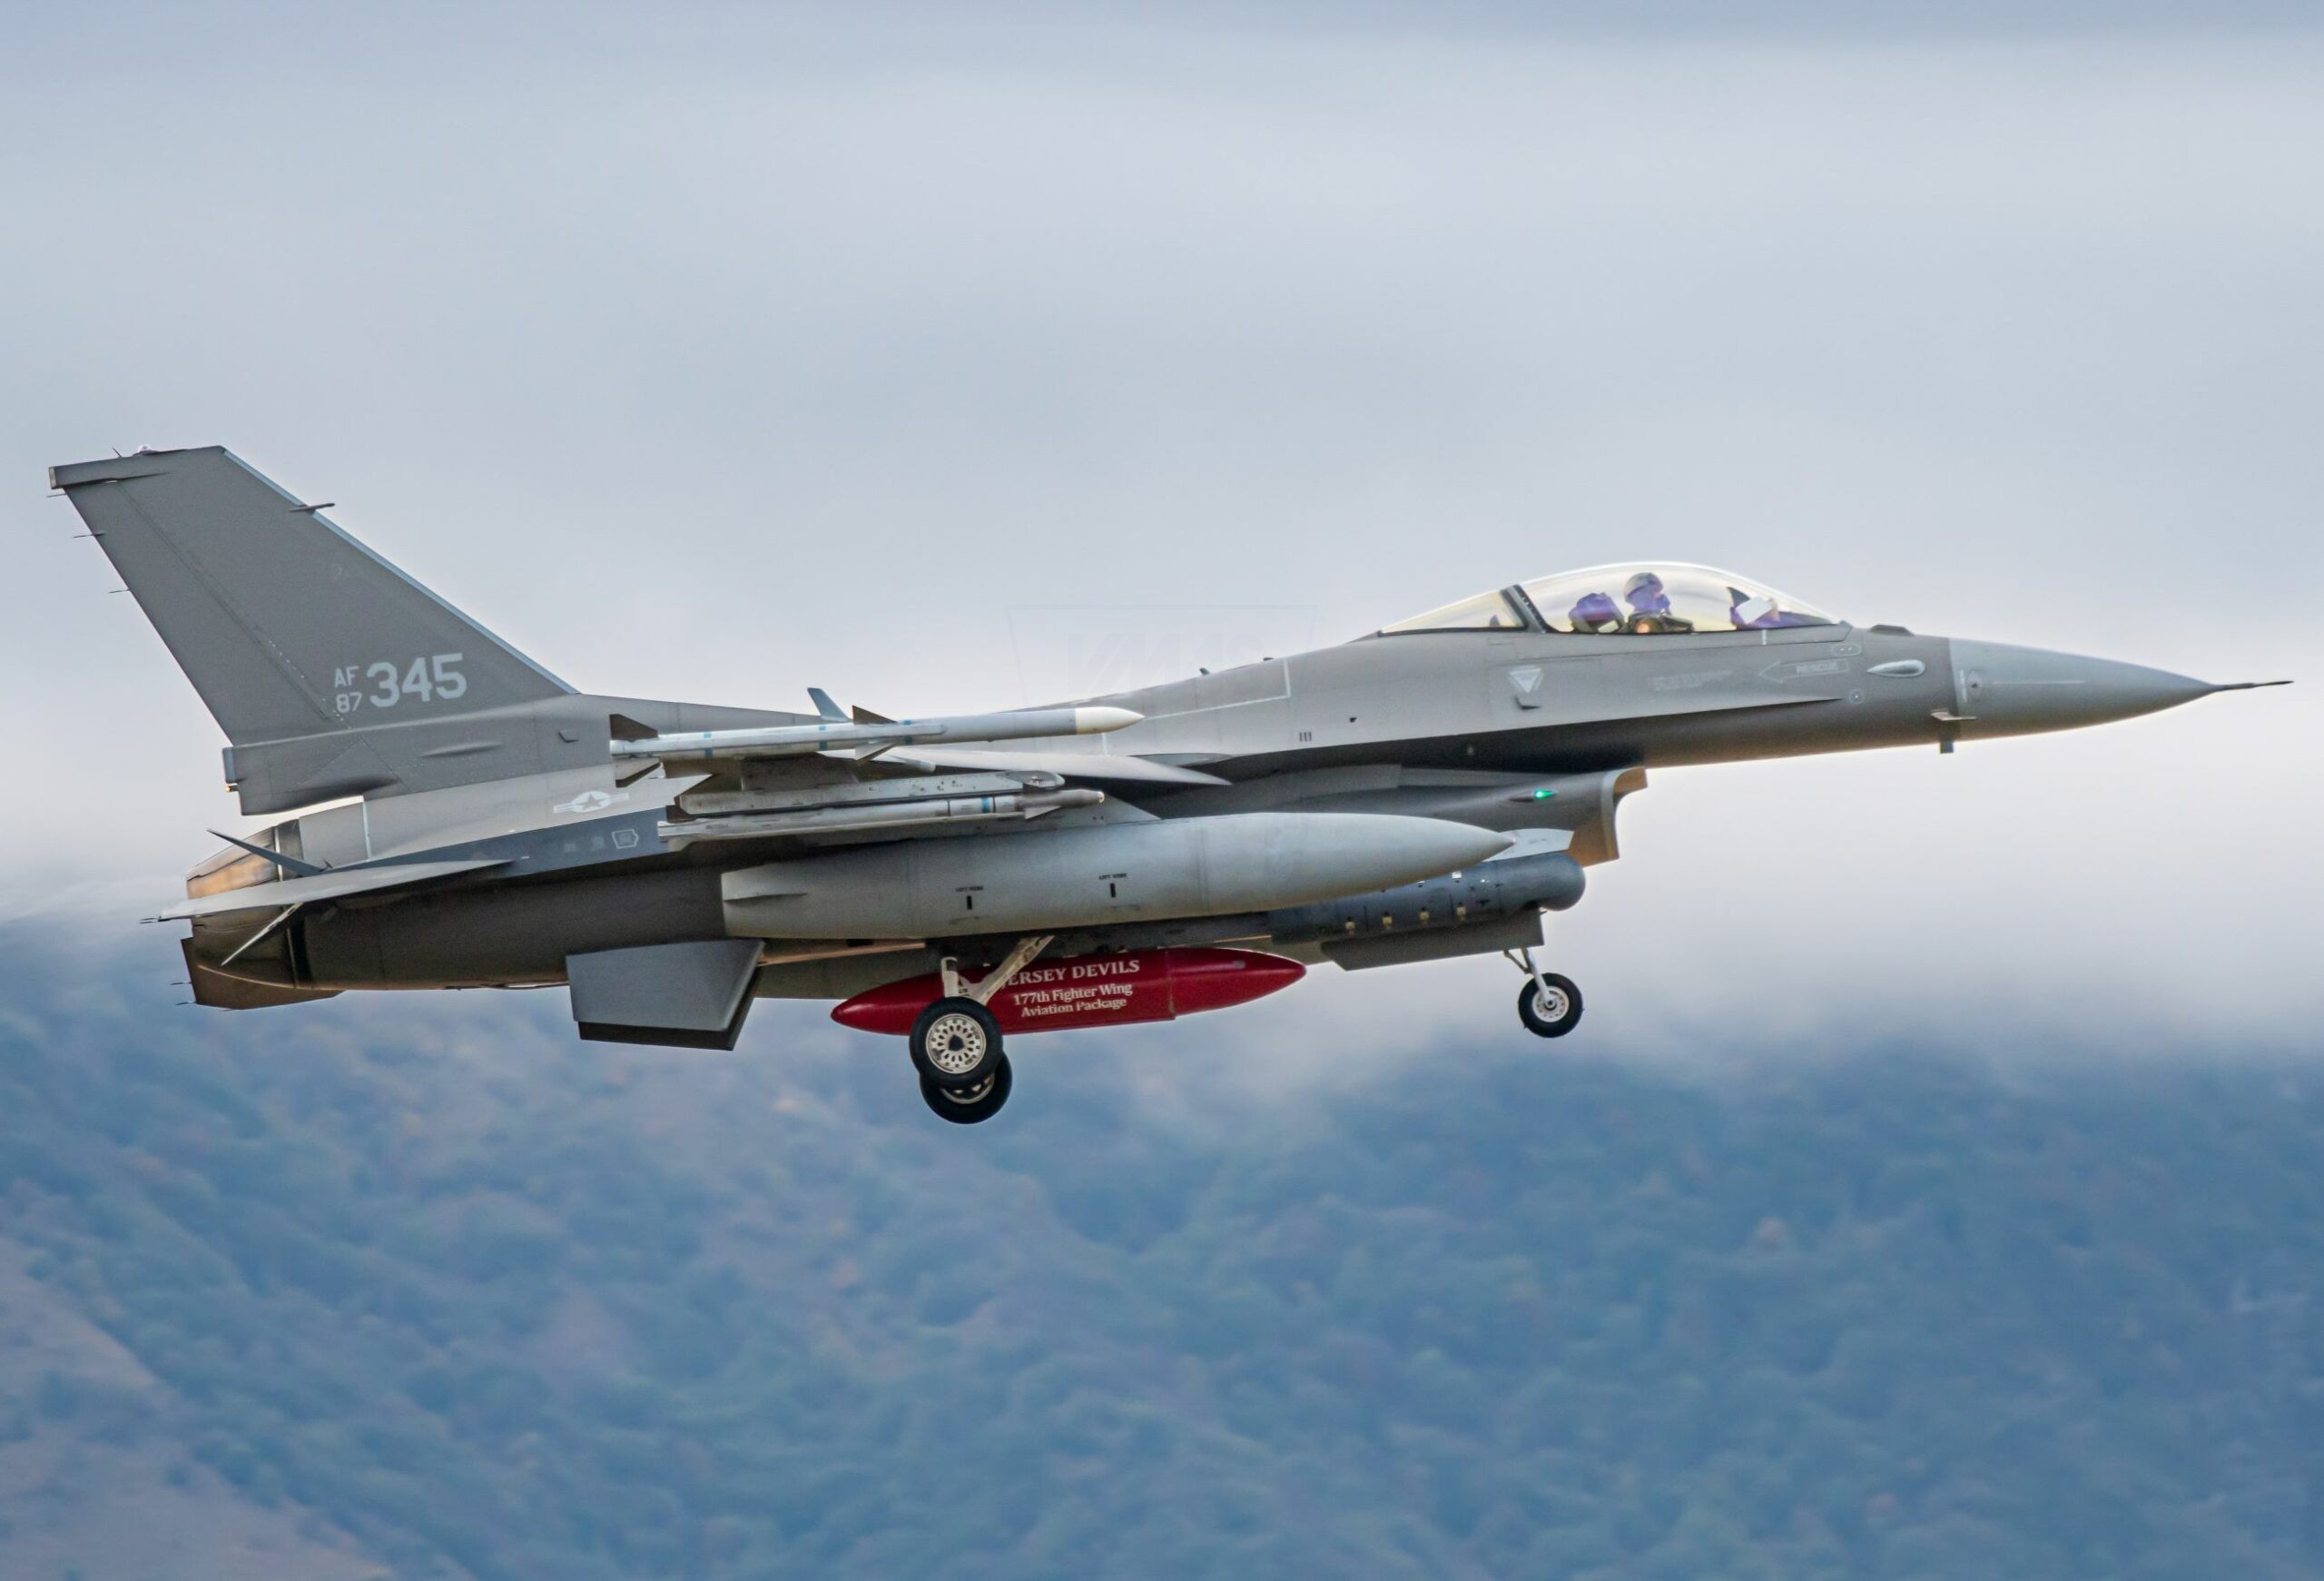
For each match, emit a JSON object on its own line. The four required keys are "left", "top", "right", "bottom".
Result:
{"left": 909, "top": 935, "right": 1051, "bottom": 1122}
{"left": 1505, "top": 945, "right": 1582, "bottom": 1039}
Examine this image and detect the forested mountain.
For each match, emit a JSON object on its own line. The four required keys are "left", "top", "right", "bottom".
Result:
{"left": 2, "top": 926, "right": 2319, "bottom": 1579}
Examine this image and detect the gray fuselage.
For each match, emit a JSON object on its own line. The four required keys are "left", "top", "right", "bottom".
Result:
{"left": 205, "top": 618, "right": 2105, "bottom": 1001}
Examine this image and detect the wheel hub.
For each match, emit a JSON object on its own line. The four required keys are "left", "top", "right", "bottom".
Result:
{"left": 924, "top": 1012, "right": 988, "bottom": 1075}
{"left": 1533, "top": 984, "right": 1570, "bottom": 1020}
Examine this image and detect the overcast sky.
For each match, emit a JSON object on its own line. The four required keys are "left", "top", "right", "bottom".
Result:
{"left": 3, "top": 2, "right": 2317, "bottom": 1063}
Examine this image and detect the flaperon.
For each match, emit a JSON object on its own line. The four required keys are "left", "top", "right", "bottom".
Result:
{"left": 54, "top": 446, "right": 2289, "bottom": 1123}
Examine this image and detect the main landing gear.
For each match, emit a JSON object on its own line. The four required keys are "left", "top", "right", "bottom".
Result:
{"left": 921, "top": 1055, "right": 1013, "bottom": 1125}
{"left": 909, "top": 935, "right": 1051, "bottom": 1124}
{"left": 1505, "top": 945, "right": 1583, "bottom": 1039}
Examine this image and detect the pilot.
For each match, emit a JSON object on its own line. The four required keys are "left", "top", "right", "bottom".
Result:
{"left": 1621, "top": 571, "right": 1691, "bottom": 635}
{"left": 1568, "top": 590, "right": 1622, "bottom": 633}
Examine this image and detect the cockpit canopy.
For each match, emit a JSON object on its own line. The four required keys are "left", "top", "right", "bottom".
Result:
{"left": 1380, "top": 563, "right": 1842, "bottom": 637}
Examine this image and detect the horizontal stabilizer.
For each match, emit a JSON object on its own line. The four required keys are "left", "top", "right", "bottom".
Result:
{"left": 161, "top": 856, "right": 506, "bottom": 920}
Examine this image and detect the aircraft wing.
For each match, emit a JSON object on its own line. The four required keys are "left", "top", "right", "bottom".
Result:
{"left": 161, "top": 857, "right": 507, "bottom": 920}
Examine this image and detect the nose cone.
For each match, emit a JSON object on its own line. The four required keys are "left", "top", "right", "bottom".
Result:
{"left": 1947, "top": 639, "right": 2217, "bottom": 738}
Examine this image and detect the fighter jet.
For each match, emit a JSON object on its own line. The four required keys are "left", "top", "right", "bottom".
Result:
{"left": 53, "top": 448, "right": 2288, "bottom": 1123}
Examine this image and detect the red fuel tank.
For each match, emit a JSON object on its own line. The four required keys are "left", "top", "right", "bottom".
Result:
{"left": 832, "top": 948, "right": 1305, "bottom": 1036}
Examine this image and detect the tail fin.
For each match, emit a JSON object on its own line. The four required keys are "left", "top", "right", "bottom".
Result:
{"left": 53, "top": 447, "right": 569, "bottom": 749}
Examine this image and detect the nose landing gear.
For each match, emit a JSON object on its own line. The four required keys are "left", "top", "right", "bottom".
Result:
{"left": 1506, "top": 946, "right": 1582, "bottom": 1039}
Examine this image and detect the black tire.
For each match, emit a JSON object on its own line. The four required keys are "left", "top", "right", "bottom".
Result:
{"left": 1517, "top": 973, "right": 1583, "bottom": 1038}
{"left": 909, "top": 996, "right": 1005, "bottom": 1091}
{"left": 921, "top": 1054, "right": 1012, "bottom": 1124}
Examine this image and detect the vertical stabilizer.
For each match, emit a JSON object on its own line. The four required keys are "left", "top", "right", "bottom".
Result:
{"left": 52, "top": 446, "right": 569, "bottom": 746}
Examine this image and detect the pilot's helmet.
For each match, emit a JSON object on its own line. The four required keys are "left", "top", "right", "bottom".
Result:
{"left": 1623, "top": 571, "right": 1670, "bottom": 615}
{"left": 1569, "top": 591, "right": 1621, "bottom": 630}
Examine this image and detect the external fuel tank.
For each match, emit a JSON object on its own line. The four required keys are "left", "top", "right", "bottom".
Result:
{"left": 722, "top": 813, "right": 1513, "bottom": 939}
